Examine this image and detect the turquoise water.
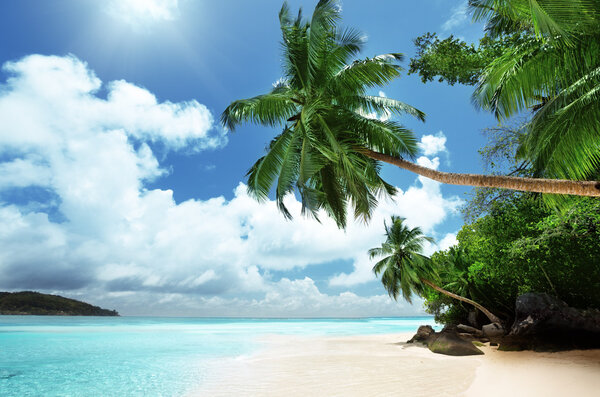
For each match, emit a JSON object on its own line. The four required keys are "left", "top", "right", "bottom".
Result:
{"left": 0, "top": 316, "right": 436, "bottom": 396}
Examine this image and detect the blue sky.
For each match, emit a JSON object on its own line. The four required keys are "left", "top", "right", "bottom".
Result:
{"left": 0, "top": 0, "right": 497, "bottom": 316}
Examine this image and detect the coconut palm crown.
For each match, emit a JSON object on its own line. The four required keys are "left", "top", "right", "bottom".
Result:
{"left": 223, "top": 0, "right": 600, "bottom": 230}
{"left": 222, "top": 0, "right": 425, "bottom": 228}
{"left": 369, "top": 216, "right": 435, "bottom": 303}
{"left": 370, "top": 216, "right": 501, "bottom": 323}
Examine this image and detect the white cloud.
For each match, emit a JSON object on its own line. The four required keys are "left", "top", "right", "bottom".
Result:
{"left": 419, "top": 131, "right": 448, "bottom": 157}
{"left": 416, "top": 155, "right": 440, "bottom": 170}
{"left": 329, "top": 255, "right": 375, "bottom": 287}
{"left": 76, "top": 277, "right": 426, "bottom": 317}
{"left": 106, "top": 0, "right": 179, "bottom": 28}
{"left": 442, "top": 1, "right": 469, "bottom": 32}
{"left": 0, "top": 157, "right": 52, "bottom": 188}
{"left": 0, "top": 54, "right": 461, "bottom": 316}
{"left": 437, "top": 233, "right": 458, "bottom": 251}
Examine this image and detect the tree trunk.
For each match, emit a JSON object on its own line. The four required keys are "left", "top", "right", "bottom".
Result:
{"left": 362, "top": 149, "right": 600, "bottom": 197}
{"left": 421, "top": 278, "right": 502, "bottom": 325}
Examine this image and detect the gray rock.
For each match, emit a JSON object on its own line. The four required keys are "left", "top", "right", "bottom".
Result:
{"left": 501, "top": 293, "right": 600, "bottom": 351}
{"left": 457, "top": 324, "right": 484, "bottom": 337}
{"left": 407, "top": 325, "right": 435, "bottom": 343}
{"left": 482, "top": 322, "right": 505, "bottom": 338}
{"left": 512, "top": 293, "right": 600, "bottom": 336}
{"left": 427, "top": 330, "right": 484, "bottom": 356}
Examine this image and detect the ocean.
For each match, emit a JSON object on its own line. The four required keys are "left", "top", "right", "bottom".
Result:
{"left": 0, "top": 316, "right": 436, "bottom": 396}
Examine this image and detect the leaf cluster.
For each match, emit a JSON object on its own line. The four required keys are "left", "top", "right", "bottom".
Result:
{"left": 408, "top": 32, "right": 523, "bottom": 86}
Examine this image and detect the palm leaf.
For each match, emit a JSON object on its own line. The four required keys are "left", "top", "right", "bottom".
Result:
{"left": 222, "top": 92, "right": 298, "bottom": 131}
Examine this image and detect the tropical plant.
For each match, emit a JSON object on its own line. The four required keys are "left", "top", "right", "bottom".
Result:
{"left": 439, "top": 247, "right": 477, "bottom": 299}
{"left": 222, "top": 0, "right": 600, "bottom": 229}
{"left": 408, "top": 32, "right": 523, "bottom": 86}
{"left": 370, "top": 216, "right": 501, "bottom": 324}
{"left": 426, "top": 194, "right": 600, "bottom": 325}
{"left": 471, "top": 0, "right": 600, "bottom": 184}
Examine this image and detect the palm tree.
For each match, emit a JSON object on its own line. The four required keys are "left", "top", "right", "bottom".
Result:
{"left": 439, "top": 247, "right": 476, "bottom": 301}
{"left": 222, "top": 0, "right": 600, "bottom": 228}
{"left": 370, "top": 216, "right": 501, "bottom": 324}
{"left": 471, "top": 0, "right": 600, "bottom": 184}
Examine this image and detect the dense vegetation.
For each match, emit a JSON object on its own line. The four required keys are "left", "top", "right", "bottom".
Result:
{"left": 0, "top": 291, "right": 119, "bottom": 316}
{"left": 407, "top": 0, "right": 600, "bottom": 326}
{"left": 424, "top": 195, "right": 600, "bottom": 325}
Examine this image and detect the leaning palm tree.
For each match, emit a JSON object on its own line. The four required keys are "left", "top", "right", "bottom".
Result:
{"left": 370, "top": 216, "right": 501, "bottom": 324}
{"left": 222, "top": 0, "right": 600, "bottom": 228}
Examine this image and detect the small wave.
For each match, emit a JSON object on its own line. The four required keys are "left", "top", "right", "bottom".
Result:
{"left": 0, "top": 369, "right": 21, "bottom": 380}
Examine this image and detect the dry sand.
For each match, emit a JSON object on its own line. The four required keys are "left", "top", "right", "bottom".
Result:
{"left": 192, "top": 333, "right": 600, "bottom": 397}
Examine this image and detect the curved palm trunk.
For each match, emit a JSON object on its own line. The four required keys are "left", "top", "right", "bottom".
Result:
{"left": 363, "top": 149, "right": 600, "bottom": 197}
{"left": 421, "top": 278, "right": 502, "bottom": 325}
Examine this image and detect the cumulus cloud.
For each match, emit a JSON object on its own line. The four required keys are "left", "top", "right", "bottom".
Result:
{"left": 0, "top": 54, "right": 461, "bottom": 316}
{"left": 69, "top": 277, "right": 425, "bottom": 317}
{"left": 437, "top": 233, "right": 458, "bottom": 251}
{"left": 419, "top": 131, "right": 448, "bottom": 157}
{"left": 0, "top": 54, "right": 223, "bottom": 291}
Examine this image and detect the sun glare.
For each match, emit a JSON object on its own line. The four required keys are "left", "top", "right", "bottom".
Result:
{"left": 107, "top": 0, "right": 179, "bottom": 27}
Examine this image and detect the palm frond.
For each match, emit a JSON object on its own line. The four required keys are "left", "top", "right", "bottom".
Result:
{"left": 369, "top": 216, "right": 437, "bottom": 303}
{"left": 246, "top": 128, "right": 295, "bottom": 201}
{"left": 307, "top": 0, "right": 341, "bottom": 84}
{"left": 222, "top": 93, "right": 298, "bottom": 131}
{"left": 331, "top": 54, "right": 404, "bottom": 94}
{"left": 473, "top": 2, "right": 600, "bottom": 184}
{"left": 337, "top": 110, "right": 419, "bottom": 158}
{"left": 275, "top": 130, "right": 302, "bottom": 219}
{"left": 343, "top": 95, "right": 426, "bottom": 121}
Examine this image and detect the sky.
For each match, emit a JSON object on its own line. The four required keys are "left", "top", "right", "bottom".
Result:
{"left": 0, "top": 0, "right": 498, "bottom": 317}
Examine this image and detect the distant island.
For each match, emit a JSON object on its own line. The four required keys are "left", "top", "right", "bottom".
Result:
{"left": 0, "top": 291, "right": 119, "bottom": 316}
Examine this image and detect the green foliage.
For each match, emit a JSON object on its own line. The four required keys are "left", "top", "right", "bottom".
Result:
{"left": 408, "top": 32, "right": 521, "bottom": 86}
{"left": 0, "top": 291, "right": 119, "bottom": 316}
{"left": 410, "top": 1, "right": 600, "bottom": 200}
{"left": 462, "top": 120, "right": 533, "bottom": 222}
{"left": 506, "top": 199, "right": 600, "bottom": 308}
{"left": 469, "top": 0, "right": 599, "bottom": 41}
{"left": 369, "top": 216, "right": 435, "bottom": 303}
{"left": 223, "top": 0, "right": 424, "bottom": 228}
{"left": 425, "top": 195, "right": 600, "bottom": 324}
{"left": 421, "top": 265, "right": 470, "bottom": 324}
{"left": 472, "top": 0, "right": 600, "bottom": 183}
{"left": 411, "top": 0, "right": 600, "bottom": 324}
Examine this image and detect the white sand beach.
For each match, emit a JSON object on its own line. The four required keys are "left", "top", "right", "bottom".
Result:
{"left": 193, "top": 333, "right": 600, "bottom": 397}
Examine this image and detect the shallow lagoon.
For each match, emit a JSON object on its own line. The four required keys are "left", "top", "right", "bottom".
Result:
{"left": 0, "top": 316, "right": 436, "bottom": 396}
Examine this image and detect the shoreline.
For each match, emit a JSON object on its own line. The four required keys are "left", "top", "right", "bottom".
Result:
{"left": 192, "top": 332, "right": 600, "bottom": 397}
